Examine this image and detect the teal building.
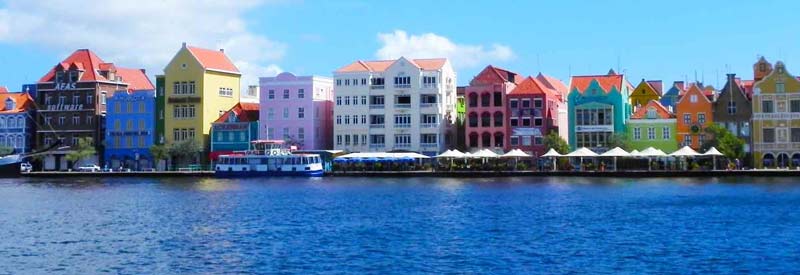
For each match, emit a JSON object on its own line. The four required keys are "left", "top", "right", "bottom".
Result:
{"left": 568, "top": 70, "right": 633, "bottom": 151}
{"left": 209, "top": 102, "right": 259, "bottom": 161}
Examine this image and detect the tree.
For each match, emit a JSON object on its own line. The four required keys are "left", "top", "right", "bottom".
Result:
{"left": 607, "top": 133, "right": 632, "bottom": 151}
{"left": 0, "top": 146, "right": 13, "bottom": 156}
{"left": 169, "top": 139, "right": 202, "bottom": 167}
{"left": 543, "top": 132, "right": 570, "bottom": 154}
{"left": 65, "top": 137, "right": 97, "bottom": 168}
{"left": 149, "top": 144, "right": 169, "bottom": 171}
{"left": 701, "top": 124, "right": 745, "bottom": 160}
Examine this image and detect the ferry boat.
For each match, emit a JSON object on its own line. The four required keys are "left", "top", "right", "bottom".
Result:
{"left": 214, "top": 140, "right": 324, "bottom": 177}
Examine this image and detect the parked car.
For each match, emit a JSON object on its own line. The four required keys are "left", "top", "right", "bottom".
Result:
{"left": 20, "top": 162, "right": 32, "bottom": 173}
{"left": 77, "top": 164, "right": 101, "bottom": 172}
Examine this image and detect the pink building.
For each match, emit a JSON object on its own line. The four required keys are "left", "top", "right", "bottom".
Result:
{"left": 259, "top": 72, "right": 334, "bottom": 150}
{"left": 465, "top": 65, "right": 522, "bottom": 151}
{"left": 506, "top": 74, "right": 567, "bottom": 157}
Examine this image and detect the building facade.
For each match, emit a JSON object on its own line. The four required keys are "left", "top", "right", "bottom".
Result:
{"left": 103, "top": 90, "right": 156, "bottom": 170}
{"left": 506, "top": 75, "right": 566, "bottom": 156}
{"left": 713, "top": 73, "right": 752, "bottom": 157}
{"left": 0, "top": 91, "right": 35, "bottom": 154}
{"left": 659, "top": 81, "right": 684, "bottom": 110}
{"left": 210, "top": 102, "right": 259, "bottom": 161}
{"left": 332, "top": 57, "right": 457, "bottom": 156}
{"left": 465, "top": 65, "right": 521, "bottom": 152}
{"left": 259, "top": 72, "right": 334, "bottom": 150}
{"left": 154, "top": 75, "right": 166, "bottom": 145}
{"left": 567, "top": 71, "right": 633, "bottom": 151}
{"left": 35, "top": 49, "right": 153, "bottom": 170}
{"left": 163, "top": 43, "right": 241, "bottom": 164}
{"left": 675, "top": 84, "right": 714, "bottom": 149}
{"left": 626, "top": 100, "right": 677, "bottom": 152}
{"left": 752, "top": 61, "right": 800, "bottom": 168}
{"left": 630, "top": 79, "right": 662, "bottom": 107}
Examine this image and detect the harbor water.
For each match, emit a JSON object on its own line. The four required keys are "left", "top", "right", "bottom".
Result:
{"left": 1, "top": 176, "right": 799, "bottom": 273}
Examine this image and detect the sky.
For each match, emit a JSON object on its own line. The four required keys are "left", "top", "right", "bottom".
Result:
{"left": 1, "top": 0, "right": 799, "bottom": 92}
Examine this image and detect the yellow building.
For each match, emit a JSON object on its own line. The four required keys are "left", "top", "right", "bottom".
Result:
{"left": 630, "top": 79, "right": 663, "bottom": 108}
{"left": 163, "top": 43, "right": 241, "bottom": 163}
{"left": 752, "top": 61, "right": 800, "bottom": 168}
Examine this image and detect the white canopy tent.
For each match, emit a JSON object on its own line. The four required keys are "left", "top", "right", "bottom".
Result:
{"left": 501, "top": 149, "right": 531, "bottom": 170}
{"left": 669, "top": 146, "right": 701, "bottom": 157}
{"left": 566, "top": 147, "right": 599, "bottom": 171}
{"left": 639, "top": 147, "right": 667, "bottom": 170}
{"left": 435, "top": 149, "right": 466, "bottom": 167}
{"left": 541, "top": 148, "right": 563, "bottom": 171}
{"left": 704, "top": 147, "right": 724, "bottom": 170}
{"left": 600, "top": 147, "right": 630, "bottom": 171}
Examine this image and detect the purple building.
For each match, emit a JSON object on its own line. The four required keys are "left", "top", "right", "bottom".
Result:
{"left": 259, "top": 72, "right": 334, "bottom": 150}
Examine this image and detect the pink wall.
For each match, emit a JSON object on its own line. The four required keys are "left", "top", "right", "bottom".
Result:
{"left": 259, "top": 72, "right": 334, "bottom": 150}
{"left": 465, "top": 83, "right": 514, "bottom": 151}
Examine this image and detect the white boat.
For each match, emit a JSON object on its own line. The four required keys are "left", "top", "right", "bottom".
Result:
{"left": 214, "top": 140, "right": 324, "bottom": 177}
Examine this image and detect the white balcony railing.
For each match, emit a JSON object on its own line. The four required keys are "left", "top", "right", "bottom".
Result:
{"left": 370, "top": 124, "right": 385, "bottom": 129}
{"left": 423, "top": 83, "right": 437, "bottom": 89}
{"left": 395, "top": 104, "right": 411, "bottom": 108}
{"left": 421, "top": 123, "right": 439, "bottom": 128}
{"left": 370, "top": 85, "right": 385, "bottom": 90}
{"left": 394, "top": 84, "right": 411, "bottom": 89}
{"left": 419, "top": 103, "right": 436, "bottom": 108}
{"left": 369, "top": 104, "right": 385, "bottom": 109}
{"left": 395, "top": 124, "right": 411, "bottom": 128}
{"left": 394, "top": 144, "right": 411, "bottom": 148}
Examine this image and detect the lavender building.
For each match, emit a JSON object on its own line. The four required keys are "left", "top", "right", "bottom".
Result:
{"left": 259, "top": 72, "right": 334, "bottom": 150}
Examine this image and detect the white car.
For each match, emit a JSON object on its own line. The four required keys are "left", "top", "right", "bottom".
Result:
{"left": 20, "top": 162, "right": 32, "bottom": 173}
{"left": 77, "top": 164, "right": 101, "bottom": 172}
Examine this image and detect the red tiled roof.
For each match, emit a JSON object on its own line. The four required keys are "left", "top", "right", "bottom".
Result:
{"left": 677, "top": 84, "right": 713, "bottom": 104}
{"left": 187, "top": 46, "right": 240, "bottom": 73}
{"left": 570, "top": 74, "right": 625, "bottom": 94}
{"left": 509, "top": 76, "right": 546, "bottom": 95}
{"left": 0, "top": 86, "right": 8, "bottom": 94}
{"left": 536, "top": 73, "right": 568, "bottom": 95}
{"left": 116, "top": 68, "right": 154, "bottom": 91}
{"left": 470, "top": 65, "right": 522, "bottom": 85}
{"left": 214, "top": 102, "right": 260, "bottom": 123}
{"left": 39, "top": 49, "right": 107, "bottom": 82}
{"left": 0, "top": 92, "right": 34, "bottom": 114}
{"left": 646, "top": 80, "right": 663, "bottom": 96}
{"left": 631, "top": 100, "right": 675, "bottom": 119}
{"left": 336, "top": 58, "right": 447, "bottom": 73}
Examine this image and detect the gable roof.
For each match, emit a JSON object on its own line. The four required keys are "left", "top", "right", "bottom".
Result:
{"left": 570, "top": 74, "right": 625, "bottom": 94}
{"left": 470, "top": 65, "right": 522, "bottom": 85}
{"left": 631, "top": 100, "right": 675, "bottom": 119}
{"left": 335, "top": 57, "right": 447, "bottom": 73}
{"left": 634, "top": 79, "right": 662, "bottom": 97}
{"left": 39, "top": 49, "right": 107, "bottom": 82}
{"left": 116, "top": 68, "right": 155, "bottom": 91}
{"left": 214, "top": 102, "right": 260, "bottom": 123}
{"left": 676, "top": 84, "right": 712, "bottom": 104}
{"left": 186, "top": 45, "right": 240, "bottom": 74}
{"left": 509, "top": 76, "right": 547, "bottom": 95}
{"left": 0, "top": 92, "right": 34, "bottom": 114}
{"left": 646, "top": 80, "right": 663, "bottom": 96}
{"left": 719, "top": 76, "right": 750, "bottom": 102}
{"left": 536, "top": 73, "right": 568, "bottom": 96}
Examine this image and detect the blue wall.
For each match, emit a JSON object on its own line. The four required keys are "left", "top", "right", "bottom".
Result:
{"left": 103, "top": 90, "right": 155, "bottom": 170}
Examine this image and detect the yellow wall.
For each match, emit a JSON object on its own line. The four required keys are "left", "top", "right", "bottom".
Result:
{"left": 630, "top": 80, "right": 661, "bottom": 107}
{"left": 163, "top": 46, "right": 241, "bottom": 152}
{"left": 752, "top": 61, "right": 800, "bottom": 168}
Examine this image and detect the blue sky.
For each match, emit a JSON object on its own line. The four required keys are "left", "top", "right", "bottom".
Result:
{"left": 1, "top": 0, "right": 799, "bottom": 91}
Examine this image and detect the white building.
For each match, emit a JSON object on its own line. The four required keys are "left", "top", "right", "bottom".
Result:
{"left": 333, "top": 57, "right": 457, "bottom": 156}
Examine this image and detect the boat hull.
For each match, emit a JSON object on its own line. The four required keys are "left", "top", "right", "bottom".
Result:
{"left": 0, "top": 156, "right": 21, "bottom": 178}
{"left": 214, "top": 169, "right": 324, "bottom": 178}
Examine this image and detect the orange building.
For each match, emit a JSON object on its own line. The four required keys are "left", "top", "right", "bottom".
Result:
{"left": 675, "top": 84, "right": 714, "bottom": 149}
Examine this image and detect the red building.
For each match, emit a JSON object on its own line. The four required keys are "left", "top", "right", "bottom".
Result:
{"left": 465, "top": 65, "right": 522, "bottom": 152}
{"left": 507, "top": 75, "right": 567, "bottom": 156}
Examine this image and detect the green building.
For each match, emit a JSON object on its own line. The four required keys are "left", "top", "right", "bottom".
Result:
{"left": 626, "top": 100, "right": 678, "bottom": 152}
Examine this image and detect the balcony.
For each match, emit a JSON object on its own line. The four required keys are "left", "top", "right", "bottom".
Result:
{"left": 394, "top": 144, "right": 411, "bottom": 149}
{"left": 419, "top": 103, "right": 436, "bottom": 108}
{"left": 370, "top": 85, "right": 385, "bottom": 90}
{"left": 394, "top": 104, "right": 411, "bottom": 109}
{"left": 394, "top": 84, "right": 411, "bottom": 89}
{"left": 421, "top": 123, "right": 439, "bottom": 128}
{"left": 423, "top": 83, "right": 437, "bottom": 89}
{"left": 395, "top": 124, "right": 411, "bottom": 129}
{"left": 369, "top": 104, "right": 385, "bottom": 109}
{"left": 421, "top": 142, "right": 438, "bottom": 148}
{"left": 370, "top": 143, "right": 385, "bottom": 149}
{"left": 369, "top": 124, "right": 385, "bottom": 129}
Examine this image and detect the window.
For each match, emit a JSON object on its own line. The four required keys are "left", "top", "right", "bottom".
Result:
{"left": 510, "top": 136, "right": 519, "bottom": 146}
{"left": 100, "top": 92, "right": 107, "bottom": 105}
{"left": 283, "top": 108, "right": 289, "bottom": 119}
{"left": 297, "top": 128, "right": 305, "bottom": 141}
{"left": 58, "top": 95, "right": 65, "bottom": 105}
{"left": 344, "top": 135, "right": 350, "bottom": 145}
{"left": 575, "top": 107, "right": 613, "bottom": 126}
{"left": 510, "top": 118, "right": 518, "bottom": 127}
{"left": 493, "top": 92, "right": 502, "bottom": 107}
{"left": 59, "top": 116, "right": 65, "bottom": 125}
{"left": 395, "top": 95, "right": 411, "bottom": 107}
{"left": 345, "top": 96, "right": 350, "bottom": 105}
{"left": 421, "top": 114, "right": 437, "bottom": 125}
{"left": 126, "top": 119, "right": 133, "bottom": 130}
{"left": 469, "top": 93, "right": 478, "bottom": 107}
{"left": 395, "top": 134, "right": 411, "bottom": 146}
{"left": 173, "top": 105, "right": 196, "bottom": 119}
{"left": 422, "top": 76, "right": 437, "bottom": 85}
{"left": 345, "top": 79, "right": 350, "bottom": 86}
{"left": 268, "top": 90, "right": 275, "bottom": 99}
{"left": 127, "top": 102, "right": 133, "bottom": 113}
{"left": 72, "top": 115, "right": 79, "bottom": 125}
{"left": 481, "top": 93, "right": 491, "bottom": 107}
{"left": 698, "top": 134, "right": 706, "bottom": 145}
{"left": 298, "top": 108, "right": 305, "bottom": 118}
{"left": 283, "top": 89, "right": 290, "bottom": 99}
{"left": 662, "top": 127, "right": 670, "bottom": 139}
{"left": 336, "top": 96, "right": 341, "bottom": 105}
{"left": 218, "top": 87, "right": 234, "bottom": 96}
{"left": 370, "top": 115, "right": 385, "bottom": 126}
{"left": 763, "top": 128, "right": 776, "bottom": 143}
{"left": 336, "top": 135, "right": 342, "bottom": 145}
{"left": 394, "top": 114, "right": 411, "bottom": 127}
{"left": 139, "top": 102, "right": 145, "bottom": 113}
{"left": 336, "top": 79, "right": 341, "bottom": 86}
{"left": 298, "top": 89, "right": 305, "bottom": 99}
{"left": 522, "top": 99, "right": 531, "bottom": 108}
{"left": 683, "top": 113, "right": 691, "bottom": 124}
{"left": 72, "top": 94, "right": 79, "bottom": 104}
{"left": 371, "top": 78, "right": 385, "bottom": 87}
{"left": 494, "top": 112, "right": 504, "bottom": 127}
{"left": 727, "top": 101, "right": 737, "bottom": 114}
{"left": 648, "top": 127, "right": 656, "bottom": 140}
{"left": 633, "top": 127, "right": 641, "bottom": 140}
{"left": 481, "top": 113, "right": 491, "bottom": 127}
{"left": 421, "top": 134, "right": 437, "bottom": 144}
{"left": 534, "top": 118, "right": 543, "bottom": 127}
{"left": 361, "top": 78, "right": 367, "bottom": 85}
{"left": 777, "top": 83, "right": 785, "bottom": 93}
{"left": 114, "top": 120, "right": 121, "bottom": 130}
{"left": 510, "top": 99, "right": 519, "bottom": 109}
{"left": 791, "top": 100, "right": 800, "bottom": 113}
{"left": 45, "top": 96, "right": 52, "bottom": 105}
{"left": 361, "top": 135, "right": 367, "bottom": 145}
{"left": 370, "top": 135, "right": 385, "bottom": 145}
{"left": 267, "top": 108, "right": 275, "bottom": 120}
{"left": 420, "top": 94, "right": 437, "bottom": 104}
{"left": 698, "top": 113, "right": 706, "bottom": 124}
{"left": 690, "top": 95, "right": 698, "bottom": 103}
{"left": 344, "top": 115, "right": 350, "bottom": 124}
{"left": 522, "top": 118, "right": 531, "bottom": 127}
{"left": 393, "top": 76, "right": 411, "bottom": 88}
{"left": 268, "top": 128, "right": 275, "bottom": 139}
{"left": 646, "top": 108, "right": 657, "bottom": 119}
{"left": 534, "top": 99, "right": 543, "bottom": 108}
{"left": 87, "top": 94, "right": 94, "bottom": 105}
{"left": 683, "top": 134, "right": 692, "bottom": 146}
{"left": 762, "top": 100, "right": 774, "bottom": 113}
{"left": 361, "top": 96, "right": 367, "bottom": 105}
{"left": 522, "top": 136, "right": 532, "bottom": 146}
{"left": 336, "top": 115, "right": 341, "bottom": 124}
{"left": 283, "top": 127, "right": 290, "bottom": 139}
{"left": 791, "top": 128, "right": 800, "bottom": 142}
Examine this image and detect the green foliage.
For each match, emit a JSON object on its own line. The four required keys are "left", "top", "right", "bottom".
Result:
{"left": 543, "top": 132, "right": 570, "bottom": 154}
{"left": 0, "top": 146, "right": 13, "bottom": 156}
{"left": 607, "top": 133, "right": 632, "bottom": 151}
{"left": 701, "top": 124, "right": 745, "bottom": 160}
{"left": 149, "top": 144, "right": 169, "bottom": 170}
{"left": 169, "top": 139, "right": 202, "bottom": 166}
{"left": 65, "top": 137, "right": 97, "bottom": 167}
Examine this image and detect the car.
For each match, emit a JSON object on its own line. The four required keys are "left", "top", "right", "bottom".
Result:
{"left": 20, "top": 162, "right": 32, "bottom": 173}
{"left": 76, "top": 164, "right": 101, "bottom": 172}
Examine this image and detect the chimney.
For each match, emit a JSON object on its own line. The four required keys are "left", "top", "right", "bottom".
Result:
{"left": 182, "top": 42, "right": 187, "bottom": 48}
{"left": 220, "top": 48, "right": 225, "bottom": 53}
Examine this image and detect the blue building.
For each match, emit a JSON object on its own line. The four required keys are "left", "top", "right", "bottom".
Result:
{"left": 104, "top": 90, "right": 156, "bottom": 170}
{"left": 0, "top": 90, "right": 35, "bottom": 154}
{"left": 659, "top": 81, "right": 684, "bottom": 110}
{"left": 209, "top": 102, "right": 259, "bottom": 162}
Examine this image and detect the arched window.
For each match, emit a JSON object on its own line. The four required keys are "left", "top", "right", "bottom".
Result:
{"left": 481, "top": 132, "right": 491, "bottom": 147}
{"left": 493, "top": 112, "right": 503, "bottom": 127}
{"left": 763, "top": 153, "right": 775, "bottom": 168}
{"left": 481, "top": 93, "right": 491, "bottom": 107}
{"left": 481, "top": 112, "right": 491, "bottom": 127}
{"left": 468, "top": 93, "right": 478, "bottom": 107}
{"left": 494, "top": 132, "right": 504, "bottom": 148}
{"left": 0, "top": 117, "right": 5, "bottom": 128}
{"left": 468, "top": 112, "right": 478, "bottom": 127}
{"left": 469, "top": 132, "right": 479, "bottom": 147}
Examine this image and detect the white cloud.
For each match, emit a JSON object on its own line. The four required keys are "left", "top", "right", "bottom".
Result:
{"left": 376, "top": 30, "right": 514, "bottom": 69}
{"left": 0, "top": 0, "right": 286, "bottom": 89}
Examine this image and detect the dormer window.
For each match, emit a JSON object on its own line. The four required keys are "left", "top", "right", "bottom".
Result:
{"left": 4, "top": 98, "right": 15, "bottom": 111}
{"left": 55, "top": 71, "right": 65, "bottom": 83}
{"left": 69, "top": 71, "right": 80, "bottom": 82}
{"left": 759, "top": 63, "right": 766, "bottom": 72}
{"left": 227, "top": 113, "right": 238, "bottom": 123}
{"left": 646, "top": 107, "right": 657, "bottom": 119}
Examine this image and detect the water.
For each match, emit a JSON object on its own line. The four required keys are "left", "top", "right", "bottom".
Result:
{"left": 1, "top": 176, "right": 799, "bottom": 274}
